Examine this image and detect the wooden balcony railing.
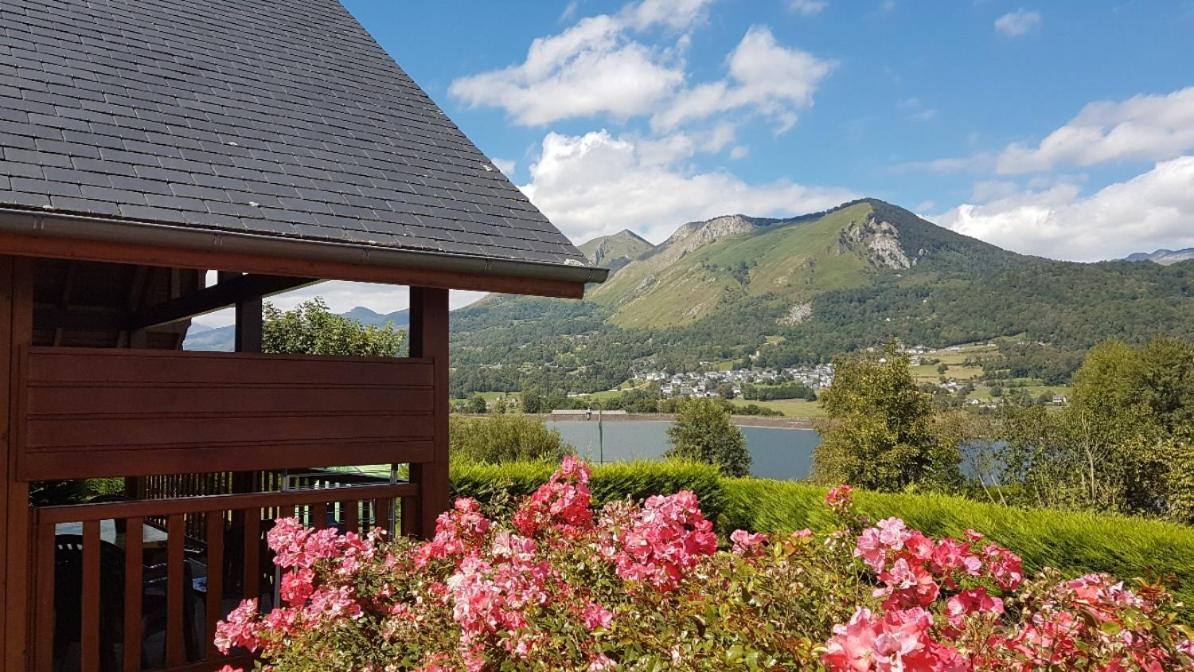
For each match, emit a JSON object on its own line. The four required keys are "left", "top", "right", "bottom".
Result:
{"left": 31, "top": 481, "right": 416, "bottom": 672}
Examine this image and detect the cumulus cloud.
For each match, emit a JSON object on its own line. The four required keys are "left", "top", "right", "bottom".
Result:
{"left": 996, "top": 87, "right": 1194, "bottom": 174}
{"left": 653, "top": 26, "right": 835, "bottom": 132}
{"left": 994, "top": 9, "right": 1041, "bottom": 37}
{"left": 519, "top": 130, "right": 856, "bottom": 243}
{"left": 490, "top": 158, "right": 516, "bottom": 176}
{"left": 448, "top": 0, "right": 712, "bottom": 125}
{"left": 788, "top": 0, "right": 827, "bottom": 16}
{"left": 935, "top": 156, "right": 1194, "bottom": 261}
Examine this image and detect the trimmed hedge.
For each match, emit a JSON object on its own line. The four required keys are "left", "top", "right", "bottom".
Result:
{"left": 722, "top": 478, "right": 1194, "bottom": 616}
{"left": 450, "top": 460, "right": 726, "bottom": 523}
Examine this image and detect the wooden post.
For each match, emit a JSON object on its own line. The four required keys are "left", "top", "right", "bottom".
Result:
{"left": 2, "top": 256, "right": 34, "bottom": 668}
{"left": 403, "top": 287, "right": 449, "bottom": 539}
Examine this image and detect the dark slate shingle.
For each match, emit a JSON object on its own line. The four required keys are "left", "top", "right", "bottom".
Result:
{"left": 0, "top": 0, "right": 590, "bottom": 271}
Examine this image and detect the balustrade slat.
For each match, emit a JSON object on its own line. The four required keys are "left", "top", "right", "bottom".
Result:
{"left": 124, "top": 516, "right": 143, "bottom": 672}
{"left": 345, "top": 499, "right": 359, "bottom": 533}
{"left": 374, "top": 497, "right": 392, "bottom": 537}
{"left": 33, "top": 519, "right": 56, "bottom": 672}
{"left": 206, "top": 511, "right": 224, "bottom": 661}
{"left": 81, "top": 519, "right": 101, "bottom": 672}
{"left": 313, "top": 501, "right": 328, "bottom": 530}
{"left": 244, "top": 509, "right": 260, "bottom": 601}
{"left": 166, "top": 514, "right": 185, "bottom": 666}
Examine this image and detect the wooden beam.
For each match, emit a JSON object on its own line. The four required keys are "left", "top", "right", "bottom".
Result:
{"left": 219, "top": 272, "right": 264, "bottom": 354}
{"left": 129, "top": 273, "right": 312, "bottom": 330}
{"left": 403, "top": 286, "right": 449, "bottom": 539}
{"left": 0, "top": 231, "right": 588, "bottom": 299}
{"left": 4, "top": 257, "right": 33, "bottom": 669}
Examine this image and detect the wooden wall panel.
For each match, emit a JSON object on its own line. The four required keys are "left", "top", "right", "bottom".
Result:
{"left": 16, "top": 348, "right": 437, "bottom": 480}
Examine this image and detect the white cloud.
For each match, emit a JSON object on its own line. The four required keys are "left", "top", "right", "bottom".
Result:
{"left": 898, "top": 97, "right": 938, "bottom": 122}
{"left": 448, "top": 0, "right": 712, "bottom": 125}
{"left": 788, "top": 0, "right": 827, "bottom": 16}
{"left": 490, "top": 158, "right": 516, "bottom": 176}
{"left": 935, "top": 156, "right": 1194, "bottom": 261}
{"left": 652, "top": 26, "right": 835, "bottom": 132}
{"left": 996, "top": 87, "right": 1194, "bottom": 174}
{"left": 519, "top": 130, "right": 856, "bottom": 243}
{"left": 994, "top": 9, "right": 1041, "bottom": 37}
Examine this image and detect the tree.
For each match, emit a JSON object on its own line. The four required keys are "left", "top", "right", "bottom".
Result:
{"left": 467, "top": 394, "right": 488, "bottom": 415}
{"left": 263, "top": 298, "right": 404, "bottom": 357}
{"left": 521, "top": 388, "right": 546, "bottom": 414}
{"left": 665, "top": 398, "right": 751, "bottom": 477}
{"left": 449, "top": 414, "right": 572, "bottom": 464}
{"left": 994, "top": 337, "right": 1194, "bottom": 520}
{"left": 813, "top": 346, "right": 958, "bottom": 491}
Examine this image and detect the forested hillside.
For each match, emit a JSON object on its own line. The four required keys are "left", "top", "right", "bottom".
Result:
{"left": 449, "top": 199, "right": 1194, "bottom": 396}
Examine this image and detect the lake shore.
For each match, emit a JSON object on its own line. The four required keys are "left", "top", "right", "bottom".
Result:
{"left": 534, "top": 412, "right": 817, "bottom": 430}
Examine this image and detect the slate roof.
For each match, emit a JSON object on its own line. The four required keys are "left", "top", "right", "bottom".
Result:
{"left": 0, "top": 0, "right": 593, "bottom": 270}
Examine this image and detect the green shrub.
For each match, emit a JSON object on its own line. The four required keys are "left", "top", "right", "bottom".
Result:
{"left": 450, "top": 460, "right": 726, "bottom": 522}
{"left": 666, "top": 398, "right": 751, "bottom": 477}
{"left": 721, "top": 477, "right": 1194, "bottom": 614}
{"left": 449, "top": 414, "right": 572, "bottom": 464}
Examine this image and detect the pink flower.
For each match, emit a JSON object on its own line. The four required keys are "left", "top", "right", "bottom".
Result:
{"left": 279, "top": 566, "right": 315, "bottom": 605}
{"left": 513, "top": 457, "right": 594, "bottom": 539}
{"left": 982, "top": 544, "right": 1023, "bottom": 590}
{"left": 414, "top": 498, "right": 492, "bottom": 568}
{"left": 824, "top": 607, "right": 879, "bottom": 671}
{"left": 588, "top": 653, "right": 617, "bottom": 670}
{"left": 602, "top": 490, "right": 717, "bottom": 592}
{"left": 213, "top": 598, "right": 260, "bottom": 654}
{"left": 855, "top": 528, "right": 887, "bottom": 572}
{"left": 825, "top": 484, "right": 854, "bottom": 514}
{"left": 878, "top": 558, "right": 940, "bottom": 609}
{"left": 303, "top": 585, "right": 363, "bottom": 623}
{"left": 876, "top": 518, "right": 911, "bottom": 549}
{"left": 945, "top": 588, "right": 1004, "bottom": 627}
{"left": 216, "top": 666, "right": 244, "bottom": 672}
{"left": 580, "top": 601, "right": 614, "bottom": 631}
{"left": 730, "top": 529, "right": 768, "bottom": 557}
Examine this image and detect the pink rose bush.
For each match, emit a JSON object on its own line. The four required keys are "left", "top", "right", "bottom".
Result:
{"left": 215, "top": 459, "right": 1193, "bottom": 671}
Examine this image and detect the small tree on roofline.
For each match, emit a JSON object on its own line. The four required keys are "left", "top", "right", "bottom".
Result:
{"left": 263, "top": 298, "right": 405, "bottom": 357}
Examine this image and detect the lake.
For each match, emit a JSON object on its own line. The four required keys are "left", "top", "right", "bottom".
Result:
{"left": 545, "top": 420, "right": 821, "bottom": 481}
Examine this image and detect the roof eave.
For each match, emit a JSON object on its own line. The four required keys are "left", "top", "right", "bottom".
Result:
{"left": 0, "top": 207, "right": 609, "bottom": 292}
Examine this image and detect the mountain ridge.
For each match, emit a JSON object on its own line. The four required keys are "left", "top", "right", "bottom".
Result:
{"left": 448, "top": 198, "right": 1194, "bottom": 395}
{"left": 1126, "top": 248, "right": 1194, "bottom": 266}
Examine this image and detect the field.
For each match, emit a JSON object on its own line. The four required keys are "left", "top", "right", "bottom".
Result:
{"left": 731, "top": 398, "right": 826, "bottom": 419}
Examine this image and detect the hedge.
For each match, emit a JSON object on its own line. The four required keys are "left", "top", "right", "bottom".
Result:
{"left": 722, "top": 478, "right": 1194, "bottom": 616}
{"left": 446, "top": 462, "right": 1193, "bottom": 616}
{"left": 450, "top": 460, "right": 726, "bottom": 523}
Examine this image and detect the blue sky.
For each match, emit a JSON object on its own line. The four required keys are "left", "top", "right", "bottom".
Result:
{"left": 202, "top": 1, "right": 1194, "bottom": 322}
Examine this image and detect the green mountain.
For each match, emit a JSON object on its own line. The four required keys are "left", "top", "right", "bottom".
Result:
{"left": 577, "top": 229, "right": 655, "bottom": 273}
{"left": 449, "top": 199, "right": 1194, "bottom": 396}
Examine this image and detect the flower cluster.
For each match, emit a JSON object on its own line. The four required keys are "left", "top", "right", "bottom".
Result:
{"left": 512, "top": 455, "right": 594, "bottom": 539}
{"left": 212, "top": 466, "right": 1191, "bottom": 672}
{"left": 822, "top": 495, "right": 1185, "bottom": 672}
{"left": 414, "top": 497, "right": 492, "bottom": 568}
{"left": 825, "top": 484, "right": 854, "bottom": 515}
{"left": 597, "top": 489, "right": 717, "bottom": 591}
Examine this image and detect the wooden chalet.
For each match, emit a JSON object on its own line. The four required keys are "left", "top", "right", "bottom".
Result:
{"left": 0, "top": 0, "right": 607, "bottom": 669}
